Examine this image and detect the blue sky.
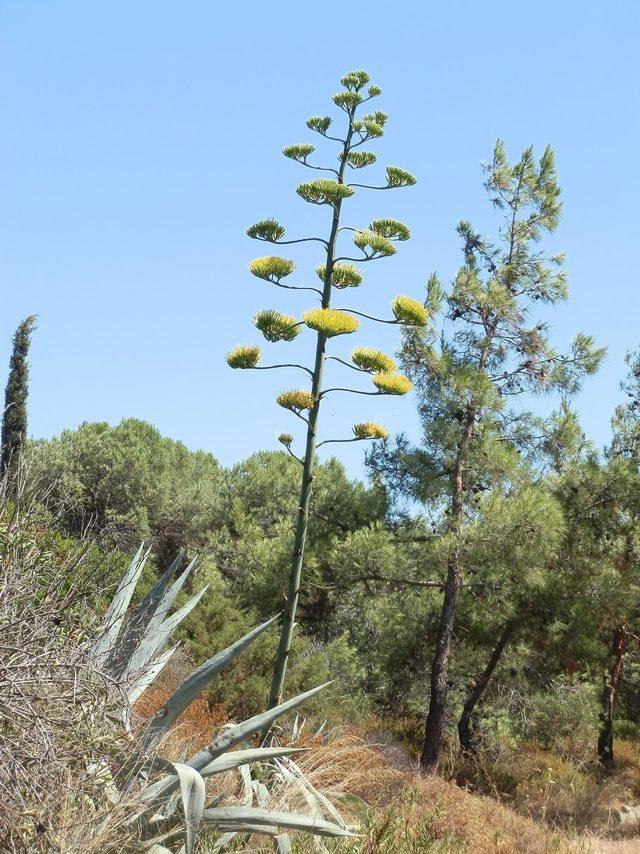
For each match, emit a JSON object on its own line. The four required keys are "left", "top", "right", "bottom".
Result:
{"left": 1, "top": 1, "right": 639, "bottom": 479}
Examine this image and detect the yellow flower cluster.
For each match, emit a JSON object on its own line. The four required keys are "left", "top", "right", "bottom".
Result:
{"left": 282, "top": 143, "right": 315, "bottom": 161}
{"left": 353, "top": 422, "right": 389, "bottom": 440}
{"left": 353, "top": 229, "right": 396, "bottom": 258}
{"left": 302, "top": 308, "right": 359, "bottom": 338}
{"left": 276, "top": 390, "right": 315, "bottom": 412}
{"left": 226, "top": 345, "right": 261, "bottom": 369}
{"left": 372, "top": 373, "right": 412, "bottom": 395}
{"left": 248, "top": 256, "right": 295, "bottom": 281}
{"left": 297, "top": 179, "right": 354, "bottom": 205}
{"left": 351, "top": 346, "right": 396, "bottom": 374}
{"left": 391, "top": 295, "right": 429, "bottom": 327}
{"left": 254, "top": 309, "right": 300, "bottom": 342}
{"left": 385, "top": 166, "right": 417, "bottom": 188}
{"left": 315, "top": 263, "right": 362, "bottom": 289}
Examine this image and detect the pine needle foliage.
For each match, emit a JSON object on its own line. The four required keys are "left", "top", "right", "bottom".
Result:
{"left": 370, "top": 140, "right": 605, "bottom": 773}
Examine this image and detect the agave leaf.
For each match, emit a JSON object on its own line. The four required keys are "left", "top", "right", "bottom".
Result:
{"left": 200, "top": 747, "right": 305, "bottom": 778}
{"left": 147, "top": 557, "right": 198, "bottom": 632}
{"left": 188, "top": 682, "right": 331, "bottom": 772}
{"left": 123, "top": 585, "right": 208, "bottom": 680}
{"left": 173, "top": 763, "right": 205, "bottom": 854}
{"left": 239, "top": 763, "right": 253, "bottom": 807}
{"left": 278, "top": 756, "right": 346, "bottom": 829}
{"left": 127, "top": 644, "right": 179, "bottom": 709}
{"left": 107, "top": 551, "right": 185, "bottom": 677}
{"left": 142, "top": 684, "right": 330, "bottom": 806}
{"left": 275, "top": 759, "right": 322, "bottom": 818}
{"left": 252, "top": 778, "right": 270, "bottom": 808}
{"left": 275, "top": 834, "right": 292, "bottom": 853}
{"left": 92, "top": 544, "right": 149, "bottom": 662}
{"left": 212, "top": 822, "right": 280, "bottom": 836}
{"left": 142, "top": 617, "right": 278, "bottom": 749}
{"left": 201, "top": 807, "right": 353, "bottom": 837}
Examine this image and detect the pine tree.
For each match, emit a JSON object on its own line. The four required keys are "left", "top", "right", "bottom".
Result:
{"left": 392, "top": 142, "right": 603, "bottom": 771}
{"left": 1, "top": 315, "right": 37, "bottom": 477}
{"left": 597, "top": 351, "right": 640, "bottom": 767}
{"left": 227, "top": 71, "right": 425, "bottom": 709}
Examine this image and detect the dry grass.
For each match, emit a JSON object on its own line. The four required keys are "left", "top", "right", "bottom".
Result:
{"left": 0, "top": 475, "right": 140, "bottom": 852}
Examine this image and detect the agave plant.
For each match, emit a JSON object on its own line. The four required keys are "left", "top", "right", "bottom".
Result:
{"left": 89, "top": 546, "right": 352, "bottom": 852}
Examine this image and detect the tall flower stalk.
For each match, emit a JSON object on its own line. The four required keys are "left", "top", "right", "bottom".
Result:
{"left": 228, "top": 71, "right": 426, "bottom": 708}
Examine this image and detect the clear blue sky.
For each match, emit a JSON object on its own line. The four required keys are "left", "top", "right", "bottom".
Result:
{"left": 1, "top": 1, "right": 638, "bottom": 479}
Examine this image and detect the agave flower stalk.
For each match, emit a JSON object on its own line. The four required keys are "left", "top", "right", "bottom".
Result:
{"left": 228, "top": 70, "right": 428, "bottom": 710}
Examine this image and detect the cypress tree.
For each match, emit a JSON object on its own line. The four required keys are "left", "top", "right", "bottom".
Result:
{"left": 1, "top": 315, "right": 37, "bottom": 477}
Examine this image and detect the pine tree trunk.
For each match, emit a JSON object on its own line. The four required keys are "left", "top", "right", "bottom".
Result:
{"left": 420, "top": 407, "right": 473, "bottom": 772}
{"left": 597, "top": 624, "right": 625, "bottom": 769}
{"left": 458, "top": 619, "right": 515, "bottom": 754}
{"left": 420, "top": 554, "right": 461, "bottom": 772}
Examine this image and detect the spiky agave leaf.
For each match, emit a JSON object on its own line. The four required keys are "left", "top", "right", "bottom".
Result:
{"left": 202, "top": 807, "right": 353, "bottom": 838}
{"left": 122, "top": 585, "right": 208, "bottom": 680}
{"left": 371, "top": 372, "right": 412, "bottom": 395}
{"left": 141, "top": 684, "right": 332, "bottom": 806}
{"left": 91, "top": 544, "right": 150, "bottom": 662}
{"left": 173, "top": 763, "right": 205, "bottom": 854}
{"left": 283, "top": 143, "right": 315, "bottom": 162}
{"left": 370, "top": 218, "right": 410, "bottom": 241}
{"left": 142, "top": 617, "right": 279, "bottom": 749}
{"left": 391, "top": 295, "right": 429, "bottom": 326}
{"left": 276, "top": 390, "right": 315, "bottom": 413}
{"left": 315, "top": 263, "right": 362, "bottom": 289}
{"left": 385, "top": 165, "right": 417, "bottom": 188}
{"left": 353, "top": 422, "right": 388, "bottom": 440}
{"left": 296, "top": 179, "right": 354, "bottom": 206}
{"left": 200, "top": 747, "right": 305, "bottom": 778}
{"left": 249, "top": 256, "right": 295, "bottom": 282}
{"left": 301, "top": 308, "right": 359, "bottom": 337}
{"left": 95, "top": 553, "right": 349, "bottom": 848}
{"left": 351, "top": 346, "right": 396, "bottom": 374}
{"left": 353, "top": 229, "right": 396, "bottom": 258}
{"left": 246, "top": 219, "right": 286, "bottom": 242}
{"left": 254, "top": 310, "right": 300, "bottom": 343}
{"left": 226, "top": 345, "right": 261, "bottom": 369}
{"left": 188, "top": 683, "right": 332, "bottom": 772}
